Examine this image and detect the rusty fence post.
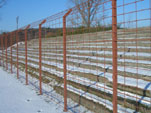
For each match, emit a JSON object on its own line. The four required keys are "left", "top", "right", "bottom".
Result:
{"left": 10, "top": 32, "right": 13, "bottom": 73}
{"left": 1, "top": 36, "right": 4, "bottom": 67}
{"left": 39, "top": 20, "right": 46, "bottom": 95}
{"left": 112, "top": 0, "right": 117, "bottom": 113}
{"left": 25, "top": 25, "right": 30, "bottom": 85}
{"left": 63, "top": 9, "right": 72, "bottom": 112}
{"left": 5, "top": 34, "right": 8, "bottom": 70}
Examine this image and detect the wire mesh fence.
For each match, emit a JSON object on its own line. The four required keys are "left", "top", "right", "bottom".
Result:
{"left": 0, "top": 0, "right": 151, "bottom": 113}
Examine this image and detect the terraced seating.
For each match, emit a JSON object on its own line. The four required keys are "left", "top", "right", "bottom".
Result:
{"left": 1, "top": 28, "right": 151, "bottom": 113}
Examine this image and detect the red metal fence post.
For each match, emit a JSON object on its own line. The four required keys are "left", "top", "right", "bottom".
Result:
{"left": 5, "top": 34, "right": 8, "bottom": 70}
{"left": 16, "top": 30, "right": 19, "bottom": 79}
{"left": 63, "top": 9, "right": 72, "bottom": 112}
{"left": 0, "top": 36, "right": 2, "bottom": 66}
{"left": 39, "top": 20, "right": 46, "bottom": 95}
{"left": 25, "top": 25, "right": 30, "bottom": 85}
{"left": 1, "top": 36, "right": 4, "bottom": 67}
{"left": 112, "top": 0, "right": 117, "bottom": 113}
{"left": 10, "top": 32, "right": 13, "bottom": 73}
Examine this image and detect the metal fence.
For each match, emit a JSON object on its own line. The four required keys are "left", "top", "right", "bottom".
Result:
{"left": 0, "top": 0, "right": 151, "bottom": 113}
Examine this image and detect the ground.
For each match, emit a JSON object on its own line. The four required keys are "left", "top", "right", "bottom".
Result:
{"left": 0, "top": 67, "right": 64, "bottom": 113}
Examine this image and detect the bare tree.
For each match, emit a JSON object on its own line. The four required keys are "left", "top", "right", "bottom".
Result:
{"left": 69, "top": 0, "right": 104, "bottom": 28}
{"left": 0, "top": 0, "right": 6, "bottom": 8}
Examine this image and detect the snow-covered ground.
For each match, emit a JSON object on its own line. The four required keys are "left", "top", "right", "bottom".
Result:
{"left": 0, "top": 67, "right": 64, "bottom": 113}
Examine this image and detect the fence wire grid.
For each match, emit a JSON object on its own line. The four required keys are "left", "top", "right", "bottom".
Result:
{"left": 0, "top": 0, "right": 151, "bottom": 113}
